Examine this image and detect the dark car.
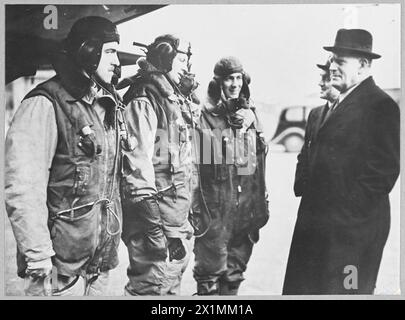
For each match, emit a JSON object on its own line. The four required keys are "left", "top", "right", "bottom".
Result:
{"left": 270, "top": 105, "right": 313, "bottom": 152}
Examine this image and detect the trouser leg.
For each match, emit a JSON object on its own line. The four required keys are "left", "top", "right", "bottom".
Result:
{"left": 220, "top": 233, "right": 254, "bottom": 295}
{"left": 219, "top": 280, "right": 242, "bottom": 295}
{"left": 24, "top": 275, "right": 54, "bottom": 296}
{"left": 84, "top": 271, "right": 110, "bottom": 296}
{"left": 162, "top": 238, "right": 193, "bottom": 295}
{"left": 25, "top": 270, "right": 111, "bottom": 296}
{"left": 125, "top": 235, "right": 192, "bottom": 295}
{"left": 51, "top": 275, "right": 86, "bottom": 296}
{"left": 196, "top": 281, "right": 220, "bottom": 295}
{"left": 25, "top": 272, "right": 85, "bottom": 296}
{"left": 193, "top": 231, "right": 228, "bottom": 295}
{"left": 125, "top": 235, "right": 165, "bottom": 295}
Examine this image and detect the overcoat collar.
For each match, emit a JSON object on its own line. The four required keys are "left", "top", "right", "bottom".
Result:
{"left": 319, "top": 76, "right": 375, "bottom": 129}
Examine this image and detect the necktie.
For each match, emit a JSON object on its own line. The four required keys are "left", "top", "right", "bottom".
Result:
{"left": 322, "top": 99, "right": 339, "bottom": 125}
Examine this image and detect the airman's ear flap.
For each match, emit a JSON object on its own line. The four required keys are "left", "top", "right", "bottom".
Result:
{"left": 241, "top": 73, "right": 251, "bottom": 100}
{"left": 243, "top": 72, "right": 251, "bottom": 85}
{"left": 207, "top": 78, "right": 222, "bottom": 104}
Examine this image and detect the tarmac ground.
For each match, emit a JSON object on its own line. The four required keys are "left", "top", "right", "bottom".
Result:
{"left": 5, "top": 151, "right": 400, "bottom": 296}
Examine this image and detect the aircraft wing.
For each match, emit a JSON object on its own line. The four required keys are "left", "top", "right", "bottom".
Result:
{"left": 6, "top": 5, "right": 165, "bottom": 83}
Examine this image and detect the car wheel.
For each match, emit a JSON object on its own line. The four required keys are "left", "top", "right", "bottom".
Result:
{"left": 283, "top": 134, "right": 304, "bottom": 152}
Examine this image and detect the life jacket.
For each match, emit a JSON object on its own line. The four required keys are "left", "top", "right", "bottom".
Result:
{"left": 193, "top": 100, "right": 269, "bottom": 239}
{"left": 123, "top": 61, "right": 194, "bottom": 239}
{"left": 21, "top": 76, "right": 122, "bottom": 277}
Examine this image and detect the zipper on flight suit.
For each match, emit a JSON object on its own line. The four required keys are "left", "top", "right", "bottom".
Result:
{"left": 236, "top": 173, "right": 242, "bottom": 208}
{"left": 89, "top": 104, "right": 109, "bottom": 271}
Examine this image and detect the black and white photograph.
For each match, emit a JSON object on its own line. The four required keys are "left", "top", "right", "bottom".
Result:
{"left": 2, "top": 2, "right": 401, "bottom": 297}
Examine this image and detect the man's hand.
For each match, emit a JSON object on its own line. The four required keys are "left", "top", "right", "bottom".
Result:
{"left": 235, "top": 108, "right": 255, "bottom": 133}
{"left": 26, "top": 258, "right": 53, "bottom": 280}
{"left": 122, "top": 198, "right": 168, "bottom": 260}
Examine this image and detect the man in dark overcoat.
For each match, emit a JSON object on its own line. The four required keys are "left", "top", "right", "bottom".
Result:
{"left": 283, "top": 29, "right": 400, "bottom": 295}
{"left": 293, "top": 58, "right": 339, "bottom": 197}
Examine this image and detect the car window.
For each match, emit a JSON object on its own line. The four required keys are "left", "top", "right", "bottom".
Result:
{"left": 304, "top": 107, "right": 311, "bottom": 120}
{"left": 285, "top": 107, "right": 304, "bottom": 122}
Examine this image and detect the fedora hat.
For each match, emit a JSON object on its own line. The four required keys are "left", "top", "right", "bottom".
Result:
{"left": 323, "top": 29, "right": 381, "bottom": 59}
{"left": 316, "top": 58, "right": 331, "bottom": 71}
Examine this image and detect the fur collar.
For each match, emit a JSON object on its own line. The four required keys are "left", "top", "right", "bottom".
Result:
{"left": 204, "top": 95, "right": 223, "bottom": 114}
{"left": 136, "top": 58, "right": 175, "bottom": 98}
{"left": 204, "top": 93, "right": 253, "bottom": 115}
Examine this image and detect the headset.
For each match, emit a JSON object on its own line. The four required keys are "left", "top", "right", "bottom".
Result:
{"left": 135, "top": 35, "right": 190, "bottom": 73}
{"left": 146, "top": 40, "right": 178, "bottom": 73}
{"left": 73, "top": 37, "right": 104, "bottom": 75}
{"left": 65, "top": 16, "right": 120, "bottom": 76}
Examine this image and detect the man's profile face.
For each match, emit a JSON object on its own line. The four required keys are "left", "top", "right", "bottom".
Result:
{"left": 95, "top": 41, "right": 120, "bottom": 84}
{"left": 222, "top": 72, "right": 243, "bottom": 99}
{"left": 319, "top": 69, "right": 340, "bottom": 102}
{"left": 168, "top": 52, "right": 188, "bottom": 85}
{"left": 329, "top": 52, "right": 362, "bottom": 92}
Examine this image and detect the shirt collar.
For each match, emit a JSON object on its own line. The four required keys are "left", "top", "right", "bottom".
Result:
{"left": 81, "top": 82, "right": 100, "bottom": 105}
{"left": 82, "top": 82, "right": 117, "bottom": 106}
{"left": 338, "top": 76, "right": 369, "bottom": 104}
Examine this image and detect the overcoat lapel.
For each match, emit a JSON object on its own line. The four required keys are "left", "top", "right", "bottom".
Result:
{"left": 313, "top": 104, "right": 329, "bottom": 139}
{"left": 318, "top": 76, "right": 375, "bottom": 131}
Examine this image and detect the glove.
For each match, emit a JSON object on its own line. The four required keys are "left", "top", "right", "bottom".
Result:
{"left": 178, "top": 71, "right": 199, "bottom": 96}
{"left": 226, "top": 112, "right": 244, "bottom": 129}
{"left": 26, "top": 258, "right": 53, "bottom": 280}
{"left": 123, "top": 198, "right": 168, "bottom": 260}
{"left": 221, "top": 98, "right": 253, "bottom": 130}
{"left": 235, "top": 108, "right": 256, "bottom": 133}
{"left": 167, "top": 238, "right": 186, "bottom": 261}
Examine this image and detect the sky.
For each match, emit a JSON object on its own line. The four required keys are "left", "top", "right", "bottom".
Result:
{"left": 117, "top": 4, "right": 400, "bottom": 106}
